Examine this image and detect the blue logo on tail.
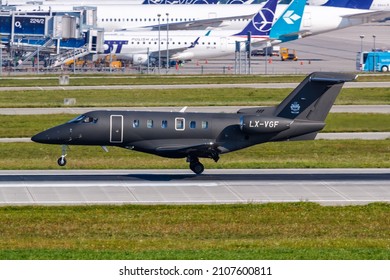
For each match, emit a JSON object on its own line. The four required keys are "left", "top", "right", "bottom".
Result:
{"left": 234, "top": 0, "right": 277, "bottom": 37}
{"left": 269, "top": 0, "right": 306, "bottom": 42}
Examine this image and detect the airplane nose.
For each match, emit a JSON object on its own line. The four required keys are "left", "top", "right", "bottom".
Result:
{"left": 31, "top": 131, "right": 47, "bottom": 143}
{"left": 31, "top": 126, "right": 72, "bottom": 144}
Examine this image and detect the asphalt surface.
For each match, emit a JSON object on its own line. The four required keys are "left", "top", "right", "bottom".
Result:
{"left": 0, "top": 169, "right": 389, "bottom": 206}
{"left": 0, "top": 81, "right": 390, "bottom": 92}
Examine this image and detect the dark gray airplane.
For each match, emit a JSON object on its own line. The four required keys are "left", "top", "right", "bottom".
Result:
{"left": 32, "top": 72, "right": 356, "bottom": 174}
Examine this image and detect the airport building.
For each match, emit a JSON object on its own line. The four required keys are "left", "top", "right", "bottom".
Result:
{"left": 0, "top": 4, "right": 104, "bottom": 70}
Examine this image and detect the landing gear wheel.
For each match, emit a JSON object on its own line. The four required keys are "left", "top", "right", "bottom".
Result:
{"left": 190, "top": 161, "right": 204, "bottom": 175}
{"left": 57, "top": 156, "right": 67, "bottom": 166}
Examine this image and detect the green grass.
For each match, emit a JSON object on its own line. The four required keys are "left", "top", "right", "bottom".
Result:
{"left": 1, "top": 72, "right": 390, "bottom": 87}
{"left": 0, "top": 140, "right": 389, "bottom": 169}
{"left": 1, "top": 203, "right": 390, "bottom": 259}
{"left": 1, "top": 113, "right": 389, "bottom": 138}
{"left": 0, "top": 74, "right": 306, "bottom": 87}
{"left": 0, "top": 87, "right": 389, "bottom": 107}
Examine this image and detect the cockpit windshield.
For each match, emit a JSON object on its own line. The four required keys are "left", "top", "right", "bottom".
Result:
{"left": 67, "top": 115, "right": 98, "bottom": 124}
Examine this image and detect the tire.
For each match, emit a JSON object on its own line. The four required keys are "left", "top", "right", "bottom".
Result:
{"left": 57, "top": 157, "right": 67, "bottom": 167}
{"left": 381, "top": 66, "right": 389, "bottom": 72}
{"left": 190, "top": 162, "right": 204, "bottom": 175}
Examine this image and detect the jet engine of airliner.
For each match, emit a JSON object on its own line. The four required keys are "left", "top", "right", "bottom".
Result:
{"left": 132, "top": 54, "right": 149, "bottom": 65}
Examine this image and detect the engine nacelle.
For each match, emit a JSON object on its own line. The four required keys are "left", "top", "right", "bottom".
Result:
{"left": 171, "top": 52, "right": 194, "bottom": 60}
{"left": 240, "top": 116, "right": 292, "bottom": 134}
{"left": 132, "top": 54, "right": 149, "bottom": 65}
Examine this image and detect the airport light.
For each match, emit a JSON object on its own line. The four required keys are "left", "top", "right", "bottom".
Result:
{"left": 157, "top": 14, "right": 161, "bottom": 74}
{"left": 166, "top": 13, "right": 169, "bottom": 74}
{"left": 373, "top": 35, "right": 376, "bottom": 50}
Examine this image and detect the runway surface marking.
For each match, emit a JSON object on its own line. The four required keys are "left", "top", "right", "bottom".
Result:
{"left": 0, "top": 169, "right": 389, "bottom": 206}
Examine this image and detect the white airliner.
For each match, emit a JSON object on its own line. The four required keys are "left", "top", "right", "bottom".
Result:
{"left": 103, "top": 0, "right": 299, "bottom": 64}
{"left": 10, "top": 1, "right": 387, "bottom": 33}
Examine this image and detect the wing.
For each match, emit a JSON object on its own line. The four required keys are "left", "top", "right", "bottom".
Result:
{"left": 340, "top": 10, "right": 390, "bottom": 22}
{"left": 115, "top": 14, "right": 255, "bottom": 31}
{"left": 132, "top": 139, "right": 220, "bottom": 159}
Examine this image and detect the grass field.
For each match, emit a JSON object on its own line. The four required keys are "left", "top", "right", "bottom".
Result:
{"left": 0, "top": 140, "right": 388, "bottom": 169}
{"left": 0, "top": 87, "right": 389, "bottom": 107}
{"left": 0, "top": 72, "right": 389, "bottom": 87}
{"left": 1, "top": 203, "right": 389, "bottom": 260}
{"left": 0, "top": 113, "right": 389, "bottom": 138}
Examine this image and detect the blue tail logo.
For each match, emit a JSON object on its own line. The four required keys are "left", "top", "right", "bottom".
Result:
{"left": 234, "top": 0, "right": 277, "bottom": 37}
{"left": 269, "top": 0, "right": 306, "bottom": 41}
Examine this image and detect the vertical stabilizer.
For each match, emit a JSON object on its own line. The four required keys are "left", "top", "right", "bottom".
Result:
{"left": 233, "top": 0, "right": 278, "bottom": 37}
{"left": 269, "top": 0, "right": 306, "bottom": 42}
{"left": 274, "top": 72, "right": 357, "bottom": 121}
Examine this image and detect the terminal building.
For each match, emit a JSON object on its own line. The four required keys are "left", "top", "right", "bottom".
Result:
{"left": 0, "top": 4, "right": 103, "bottom": 69}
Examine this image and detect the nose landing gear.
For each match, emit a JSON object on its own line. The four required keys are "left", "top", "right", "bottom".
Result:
{"left": 57, "top": 145, "right": 68, "bottom": 167}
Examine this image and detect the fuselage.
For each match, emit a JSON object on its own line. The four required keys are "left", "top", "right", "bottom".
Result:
{"left": 31, "top": 110, "right": 323, "bottom": 159}
{"left": 13, "top": 3, "right": 377, "bottom": 33}
{"left": 103, "top": 30, "right": 267, "bottom": 61}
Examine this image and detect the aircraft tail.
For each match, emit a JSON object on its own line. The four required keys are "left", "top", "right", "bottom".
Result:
{"left": 269, "top": 0, "right": 306, "bottom": 42}
{"left": 233, "top": 0, "right": 277, "bottom": 37}
{"left": 322, "top": 0, "right": 373, "bottom": 9}
{"left": 274, "top": 72, "right": 357, "bottom": 122}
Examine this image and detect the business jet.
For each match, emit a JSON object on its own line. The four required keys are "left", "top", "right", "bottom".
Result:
{"left": 103, "top": 0, "right": 305, "bottom": 64}
{"left": 31, "top": 72, "right": 356, "bottom": 174}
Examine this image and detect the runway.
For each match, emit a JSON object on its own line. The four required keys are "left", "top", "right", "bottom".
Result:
{"left": 0, "top": 169, "right": 389, "bottom": 206}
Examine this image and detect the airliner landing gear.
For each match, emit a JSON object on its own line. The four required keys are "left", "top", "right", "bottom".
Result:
{"left": 187, "top": 156, "right": 204, "bottom": 175}
{"left": 57, "top": 145, "right": 68, "bottom": 167}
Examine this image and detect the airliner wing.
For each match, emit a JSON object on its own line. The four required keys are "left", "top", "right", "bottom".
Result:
{"left": 148, "top": 46, "right": 192, "bottom": 59}
{"left": 116, "top": 14, "right": 255, "bottom": 31}
{"left": 341, "top": 10, "right": 390, "bottom": 22}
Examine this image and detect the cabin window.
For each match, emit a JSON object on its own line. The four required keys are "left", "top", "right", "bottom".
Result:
{"left": 67, "top": 115, "right": 97, "bottom": 124}
{"left": 175, "top": 118, "right": 185, "bottom": 131}
{"left": 202, "top": 121, "right": 208, "bottom": 129}
{"left": 190, "top": 121, "right": 196, "bottom": 129}
{"left": 147, "top": 120, "right": 153, "bottom": 128}
{"left": 83, "top": 117, "right": 97, "bottom": 123}
{"left": 67, "top": 115, "right": 86, "bottom": 124}
{"left": 133, "top": 120, "right": 140, "bottom": 128}
{"left": 161, "top": 120, "right": 168, "bottom": 128}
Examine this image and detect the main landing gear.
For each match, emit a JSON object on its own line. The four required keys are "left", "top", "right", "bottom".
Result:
{"left": 57, "top": 145, "right": 67, "bottom": 167}
{"left": 188, "top": 157, "right": 204, "bottom": 175}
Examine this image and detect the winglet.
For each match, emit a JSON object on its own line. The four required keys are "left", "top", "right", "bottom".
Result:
{"left": 189, "top": 37, "right": 200, "bottom": 48}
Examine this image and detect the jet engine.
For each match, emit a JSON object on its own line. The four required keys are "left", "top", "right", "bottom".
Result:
{"left": 132, "top": 54, "right": 149, "bottom": 65}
